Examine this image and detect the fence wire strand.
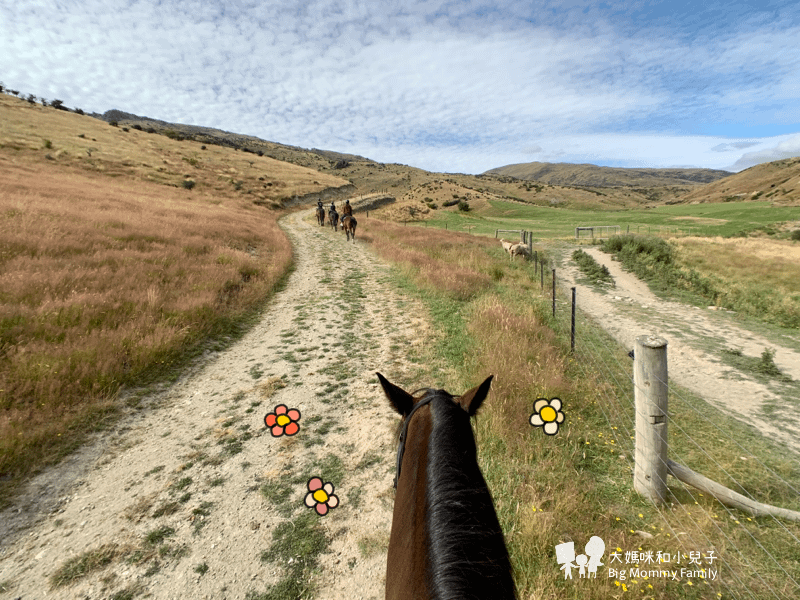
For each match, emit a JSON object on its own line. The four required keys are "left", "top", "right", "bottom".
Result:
{"left": 536, "top": 251, "right": 800, "bottom": 598}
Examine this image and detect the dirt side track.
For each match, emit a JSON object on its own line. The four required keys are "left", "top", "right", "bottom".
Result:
{"left": 559, "top": 245, "right": 800, "bottom": 454}
{"left": 0, "top": 211, "right": 428, "bottom": 600}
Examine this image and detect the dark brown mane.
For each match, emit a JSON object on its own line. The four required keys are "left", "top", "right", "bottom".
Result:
{"left": 424, "top": 394, "right": 515, "bottom": 599}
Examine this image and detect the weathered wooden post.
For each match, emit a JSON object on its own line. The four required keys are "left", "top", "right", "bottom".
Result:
{"left": 634, "top": 335, "right": 669, "bottom": 504}
{"left": 552, "top": 269, "right": 556, "bottom": 317}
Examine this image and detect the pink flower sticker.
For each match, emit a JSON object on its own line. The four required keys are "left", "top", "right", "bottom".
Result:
{"left": 264, "top": 404, "right": 301, "bottom": 437}
{"left": 304, "top": 477, "right": 339, "bottom": 516}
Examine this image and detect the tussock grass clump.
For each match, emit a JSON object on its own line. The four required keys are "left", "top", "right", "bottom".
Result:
{"left": 0, "top": 160, "right": 292, "bottom": 506}
{"left": 571, "top": 248, "right": 614, "bottom": 286}
{"left": 49, "top": 544, "right": 126, "bottom": 587}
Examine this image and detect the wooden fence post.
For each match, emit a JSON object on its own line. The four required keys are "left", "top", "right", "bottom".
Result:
{"left": 634, "top": 335, "right": 669, "bottom": 504}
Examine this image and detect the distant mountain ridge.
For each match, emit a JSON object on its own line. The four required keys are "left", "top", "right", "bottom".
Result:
{"left": 97, "top": 109, "right": 368, "bottom": 169}
{"left": 94, "top": 108, "right": 798, "bottom": 206}
{"left": 484, "top": 161, "right": 733, "bottom": 188}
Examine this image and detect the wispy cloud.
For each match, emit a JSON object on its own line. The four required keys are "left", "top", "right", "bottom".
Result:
{"left": 1, "top": 1, "right": 798, "bottom": 173}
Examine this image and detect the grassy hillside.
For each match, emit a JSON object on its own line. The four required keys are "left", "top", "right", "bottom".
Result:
{"left": 484, "top": 160, "right": 732, "bottom": 188}
{"left": 0, "top": 94, "right": 350, "bottom": 505}
{"left": 680, "top": 156, "right": 800, "bottom": 205}
{"left": 93, "top": 105, "right": 800, "bottom": 211}
{"left": 1, "top": 95, "right": 351, "bottom": 207}
{"left": 98, "top": 107, "right": 710, "bottom": 210}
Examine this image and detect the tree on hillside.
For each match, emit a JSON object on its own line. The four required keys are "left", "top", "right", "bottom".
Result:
{"left": 50, "top": 99, "right": 65, "bottom": 110}
{"left": 26, "top": 94, "right": 36, "bottom": 104}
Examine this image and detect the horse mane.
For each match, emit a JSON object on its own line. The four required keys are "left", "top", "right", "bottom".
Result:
{"left": 424, "top": 394, "right": 516, "bottom": 599}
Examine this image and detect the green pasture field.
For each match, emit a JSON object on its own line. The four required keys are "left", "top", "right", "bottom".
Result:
{"left": 419, "top": 200, "right": 800, "bottom": 240}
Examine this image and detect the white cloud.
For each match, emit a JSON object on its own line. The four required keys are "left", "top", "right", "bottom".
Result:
{"left": 727, "top": 134, "right": 800, "bottom": 171}
{"left": 1, "top": 1, "right": 799, "bottom": 173}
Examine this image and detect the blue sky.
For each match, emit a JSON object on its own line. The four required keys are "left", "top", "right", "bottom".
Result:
{"left": 1, "top": 0, "right": 799, "bottom": 174}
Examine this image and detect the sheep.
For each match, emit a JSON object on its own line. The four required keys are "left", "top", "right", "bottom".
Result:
{"left": 499, "top": 239, "right": 515, "bottom": 254}
{"left": 509, "top": 243, "right": 531, "bottom": 260}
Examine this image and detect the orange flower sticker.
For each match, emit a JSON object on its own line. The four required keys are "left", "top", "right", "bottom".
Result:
{"left": 264, "top": 405, "right": 301, "bottom": 437}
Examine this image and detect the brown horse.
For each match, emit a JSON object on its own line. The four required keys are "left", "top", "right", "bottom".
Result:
{"left": 316, "top": 206, "right": 326, "bottom": 226}
{"left": 328, "top": 208, "right": 339, "bottom": 231}
{"left": 341, "top": 215, "right": 357, "bottom": 241}
{"left": 377, "top": 373, "right": 516, "bottom": 600}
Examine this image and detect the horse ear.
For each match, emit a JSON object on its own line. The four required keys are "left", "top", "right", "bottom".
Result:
{"left": 376, "top": 372, "right": 415, "bottom": 416}
{"left": 457, "top": 375, "right": 494, "bottom": 416}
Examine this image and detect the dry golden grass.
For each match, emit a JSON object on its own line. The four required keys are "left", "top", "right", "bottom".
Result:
{"left": 360, "top": 219, "right": 797, "bottom": 599}
{"left": 672, "top": 236, "right": 800, "bottom": 326}
{"left": 0, "top": 94, "right": 350, "bottom": 206}
{"left": 0, "top": 157, "right": 292, "bottom": 496}
{"left": 0, "top": 95, "right": 356, "bottom": 503}
{"left": 359, "top": 220, "right": 502, "bottom": 299}
{"left": 675, "top": 236, "right": 800, "bottom": 282}
{"left": 681, "top": 156, "right": 800, "bottom": 205}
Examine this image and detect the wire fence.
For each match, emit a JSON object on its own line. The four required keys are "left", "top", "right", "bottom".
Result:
{"left": 530, "top": 251, "right": 800, "bottom": 599}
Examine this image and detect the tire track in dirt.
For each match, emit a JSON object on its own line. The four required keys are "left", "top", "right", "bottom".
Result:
{"left": 0, "top": 210, "right": 428, "bottom": 599}
{"left": 559, "top": 245, "right": 800, "bottom": 454}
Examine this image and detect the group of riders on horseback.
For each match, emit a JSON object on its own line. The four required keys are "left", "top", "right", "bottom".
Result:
{"left": 316, "top": 199, "right": 357, "bottom": 241}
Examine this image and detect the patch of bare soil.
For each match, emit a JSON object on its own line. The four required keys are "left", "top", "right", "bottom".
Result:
{"left": 0, "top": 210, "right": 427, "bottom": 599}
{"left": 559, "top": 246, "right": 800, "bottom": 454}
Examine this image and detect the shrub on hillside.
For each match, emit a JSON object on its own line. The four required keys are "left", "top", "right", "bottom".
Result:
{"left": 458, "top": 200, "right": 470, "bottom": 211}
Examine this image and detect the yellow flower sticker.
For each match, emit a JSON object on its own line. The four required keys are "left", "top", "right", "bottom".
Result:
{"left": 530, "top": 398, "right": 565, "bottom": 436}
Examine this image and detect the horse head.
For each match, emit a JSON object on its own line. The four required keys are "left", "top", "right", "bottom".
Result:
{"left": 377, "top": 373, "right": 515, "bottom": 600}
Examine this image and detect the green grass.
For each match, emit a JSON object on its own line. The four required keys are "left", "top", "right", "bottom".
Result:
{"left": 418, "top": 199, "right": 800, "bottom": 240}
{"left": 720, "top": 348, "right": 792, "bottom": 382}
{"left": 600, "top": 234, "right": 800, "bottom": 328}
{"left": 572, "top": 248, "right": 615, "bottom": 286}
{"left": 49, "top": 544, "right": 123, "bottom": 587}
{"left": 249, "top": 512, "right": 329, "bottom": 600}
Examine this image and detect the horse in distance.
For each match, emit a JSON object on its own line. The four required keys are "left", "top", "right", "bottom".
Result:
{"left": 341, "top": 215, "right": 357, "bottom": 241}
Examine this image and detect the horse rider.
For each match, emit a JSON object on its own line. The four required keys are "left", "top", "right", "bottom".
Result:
{"left": 329, "top": 201, "right": 336, "bottom": 214}
{"left": 342, "top": 199, "right": 353, "bottom": 217}
{"left": 317, "top": 199, "right": 323, "bottom": 211}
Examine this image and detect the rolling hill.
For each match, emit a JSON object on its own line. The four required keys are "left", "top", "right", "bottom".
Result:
{"left": 94, "top": 105, "right": 799, "bottom": 209}
{"left": 679, "top": 156, "right": 800, "bottom": 204}
{"left": 483, "top": 161, "right": 733, "bottom": 188}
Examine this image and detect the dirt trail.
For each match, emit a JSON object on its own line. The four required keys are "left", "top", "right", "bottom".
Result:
{"left": 559, "top": 245, "right": 800, "bottom": 454}
{"left": 0, "top": 210, "right": 427, "bottom": 599}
